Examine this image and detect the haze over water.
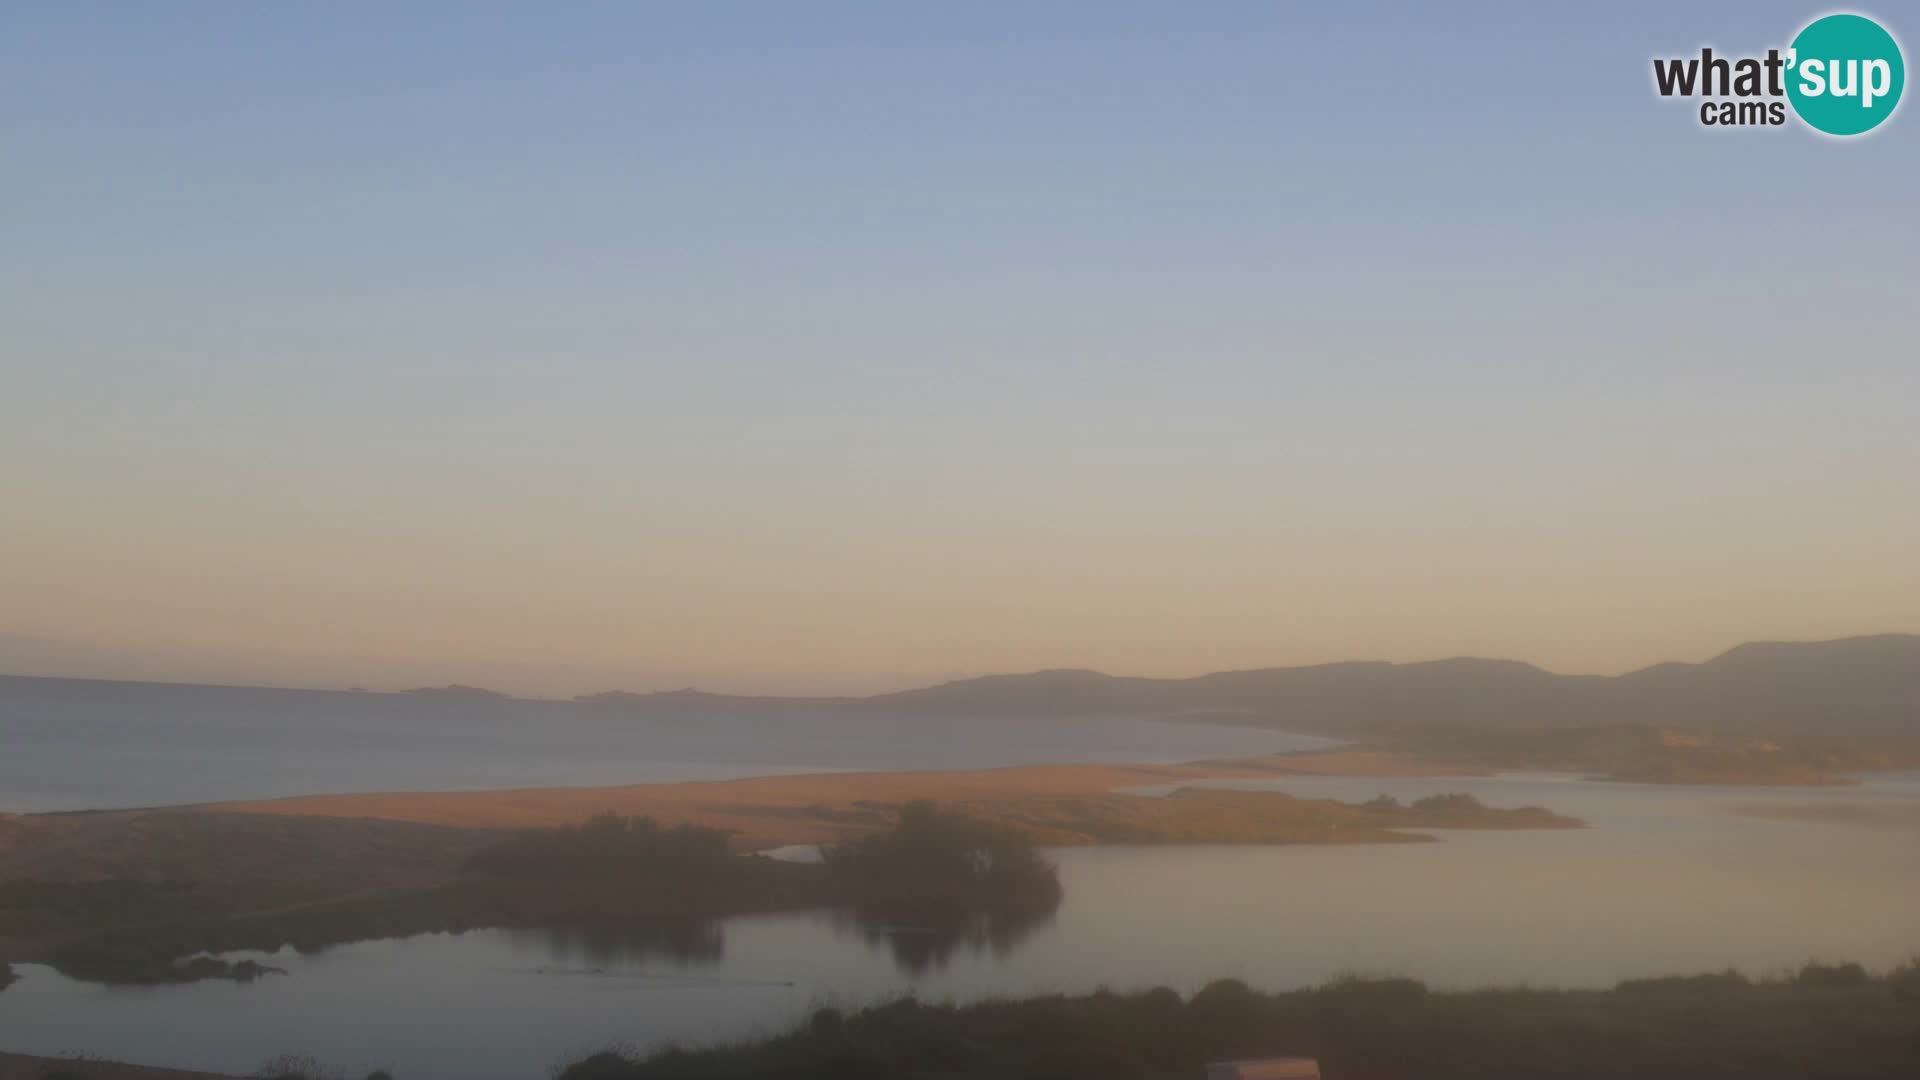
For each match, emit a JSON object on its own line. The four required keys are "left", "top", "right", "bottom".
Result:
{"left": 0, "top": 677, "right": 1308, "bottom": 813}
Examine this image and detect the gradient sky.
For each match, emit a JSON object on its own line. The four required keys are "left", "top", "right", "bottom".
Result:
{"left": 3, "top": 2, "right": 1916, "bottom": 695}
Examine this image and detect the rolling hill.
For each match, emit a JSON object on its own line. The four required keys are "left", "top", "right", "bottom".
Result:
{"left": 2, "top": 634, "right": 1915, "bottom": 739}
{"left": 868, "top": 634, "right": 1920, "bottom": 737}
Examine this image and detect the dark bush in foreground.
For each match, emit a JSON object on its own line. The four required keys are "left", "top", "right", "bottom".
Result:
{"left": 1616, "top": 970, "right": 1749, "bottom": 995}
{"left": 1794, "top": 960, "right": 1870, "bottom": 988}
{"left": 249, "top": 1055, "right": 393, "bottom": 1080}
{"left": 557, "top": 965, "right": 1920, "bottom": 1080}
{"left": 561, "top": 1053, "right": 641, "bottom": 1080}
{"left": 1891, "top": 957, "right": 1920, "bottom": 1000}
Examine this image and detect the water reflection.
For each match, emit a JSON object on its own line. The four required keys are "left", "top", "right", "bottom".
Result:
{"left": 506, "top": 900, "right": 1062, "bottom": 978}
{"left": 2, "top": 773, "right": 1915, "bottom": 1080}
{"left": 510, "top": 923, "right": 726, "bottom": 970}
{"left": 831, "top": 900, "right": 1059, "bottom": 974}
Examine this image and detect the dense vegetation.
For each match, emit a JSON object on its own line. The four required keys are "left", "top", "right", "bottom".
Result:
{"left": 1, "top": 788, "right": 1589, "bottom": 986}
{"left": 558, "top": 962, "right": 1920, "bottom": 1080}
{"left": 8, "top": 963, "right": 1917, "bottom": 1080}
{"left": 464, "top": 813, "right": 735, "bottom": 881}
{"left": 10, "top": 804, "right": 1063, "bottom": 986}
{"left": 819, "top": 800, "right": 1063, "bottom": 973}
{"left": 822, "top": 800, "right": 1062, "bottom": 915}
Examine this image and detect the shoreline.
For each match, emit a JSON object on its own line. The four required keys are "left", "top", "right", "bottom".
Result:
{"left": 193, "top": 749, "right": 1483, "bottom": 848}
{"left": 0, "top": 750, "right": 1557, "bottom": 984}
{"left": 8, "top": 961, "right": 1920, "bottom": 1080}
{"left": 9, "top": 736, "right": 1892, "bottom": 988}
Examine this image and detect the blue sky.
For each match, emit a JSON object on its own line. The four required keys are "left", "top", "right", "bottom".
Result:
{"left": 2, "top": 3, "right": 1915, "bottom": 693}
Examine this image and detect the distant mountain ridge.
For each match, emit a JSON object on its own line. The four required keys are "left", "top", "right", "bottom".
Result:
{"left": 406, "top": 684, "right": 511, "bottom": 701}
{"left": 1, "top": 634, "right": 1915, "bottom": 738}
{"left": 865, "top": 635, "right": 1920, "bottom": 737}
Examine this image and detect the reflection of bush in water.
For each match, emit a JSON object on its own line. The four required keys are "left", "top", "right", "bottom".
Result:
{"left": 833, "top": 902, "right": 1056, "bottom": 975}
{"left": 520, "top": 923, "right": 724, "bottom": 969}
{"left": 821, "top": 800, "right": 1063, "bottom": 973}
{"left": 823, "top": 799, "right": 1063, "bottom": 911}
{"left": 40, "top": 805, "right": 1061, "bottom": 987}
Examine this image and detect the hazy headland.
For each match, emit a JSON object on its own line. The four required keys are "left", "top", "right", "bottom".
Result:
{"left": 6, "top": 633, "right": 1917, "bottom": 814}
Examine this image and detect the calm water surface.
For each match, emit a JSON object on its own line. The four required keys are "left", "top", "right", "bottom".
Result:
{"left": 0, "top": 676, "right": 1313, "bottom": 811}
{"left": 4, "top": 771, "right": 1916, "bottom": 1079}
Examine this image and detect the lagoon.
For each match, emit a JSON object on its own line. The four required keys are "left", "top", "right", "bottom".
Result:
{"left": 4, "top": 771, "right": 1916, "bottom": 1079}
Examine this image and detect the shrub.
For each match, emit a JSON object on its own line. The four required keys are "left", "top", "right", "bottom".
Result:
{"left": 808, "top": 1006, "right": 845, "bottom": 1037}
{"left": 1138, "top": 985, "right": 1184, "bottom": 1014}
{"left": 1794, "top": 961, "right": 1870, "bottom": 989}
{"left": 1616, "top": 971, "right": 1749, "bottom": 996}
{"left": 1410, "top": 793, "right": 1487, "bottom": 814}
{"left": 253, "top": 1055, "right": 340, "bottom": 1080}
{"left": 1883, "top": 956, "right": 1920, "bottom": 1001}
{"left": 1319, "top": 974, "right": 1428, "bottom": 1005}
{"left": 555, "top": 1051, "right": 640, "bottom": 1080}
{"left": 822, "top": 800, "right": 1061, "bottom": 914}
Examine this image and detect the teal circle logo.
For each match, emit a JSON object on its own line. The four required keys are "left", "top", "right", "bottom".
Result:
{"left": 1786, "top": 13, "right": 1905, "bottom": 136}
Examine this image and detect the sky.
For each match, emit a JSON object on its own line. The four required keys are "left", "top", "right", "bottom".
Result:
{"left": 2, "top": 3, "right": 1916, "bottom": 696}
